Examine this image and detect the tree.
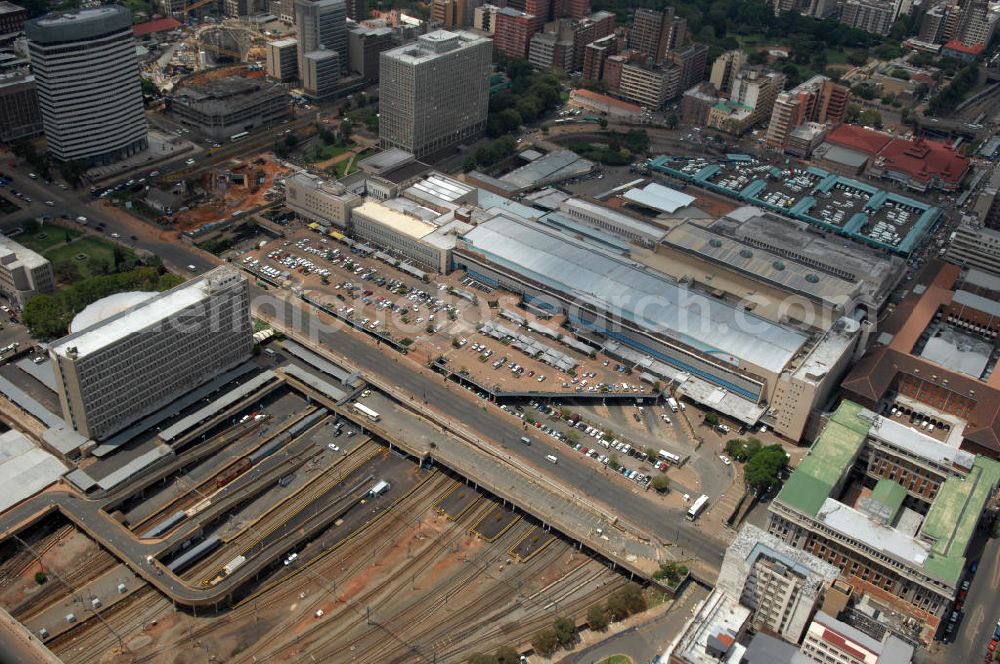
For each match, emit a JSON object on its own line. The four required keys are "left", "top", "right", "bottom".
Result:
{"left": 339, "top": 120, "right": 353, "bottom": 142}
{"left": 748, "top": 49, "right": 769, "bottom": 65}
{"left": 553, "top": 616, "right": 576, "bottom": 648}
{"left": 493, "top": 647, "right": 520, "bottom": 664}
{"left": 598, "top": 117, "right": 609, "bottom": 129}
{"left": 53, "top": 259, "right": 80, "bottom": 283}
{"left": 703, "top": 412, "right": 719, "bottom": 426}
{"left": 34, "top": 571, "right": 46, "bottom": 585}
{"left": 468, "top": 655, "right": 492, "bottom": 664}
{"left": 846, "top": 50, "right": 868, "bottom": 66}
{"left": 608, "top": 453, "right": 620, "bottom": 471}
{"left": 744, "top": 444, "right": 788, "bottom": 495}
{"left": 283, "top": 133, "right": 299, "bottom": 149}
{"left": 645, "top": 446, "right": 657, "bottom": 460}
{"left": 531, "top": 629, "right": 558, "bottom": 657}
{"left": 666, "top": 113, "right": 680, "bottom": 129}
{"left": 651, "top": 475, "right": 671, "bottom": 493}
{"left": 587, "top": 604, "right": 609, "bottom": 630}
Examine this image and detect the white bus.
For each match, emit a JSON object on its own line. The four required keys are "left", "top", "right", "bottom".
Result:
{"left": 230, "top": 131, "right": 250, "bottom": 142}
{"left": 352, "top": 401, "right": 380, "bottom": 422}
{"left": 658, "top": 449, "right": 682, "bottom": 466}
{"left": 687, "top": 494, "right": 709, "bottom": 521}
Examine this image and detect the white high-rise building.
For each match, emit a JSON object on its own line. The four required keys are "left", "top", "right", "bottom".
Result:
{"left": 24, "top": 6, "right": 147, "bottom": 165}
{"left": 49, "top": 266, "right": 253, "bottom": 441}
{"left": 379, "top": 30, "right": 491, "bottom": 158}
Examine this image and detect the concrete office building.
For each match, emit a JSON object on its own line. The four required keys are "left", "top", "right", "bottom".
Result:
{"left": 0, "top": 1, "right": 26, "bottom": 45}
{"left": 25, "top": 6, "right": 147, "bottom": 165}
{"left": 801, "top": 612, "right": 915, "bottom": 664}
{"left": 295, "top": 0, "right": 347, "bottom": 76}
{"left": 379, "top": 30, "right": 491, "bottom": 158}
{"left": 946, "top": 223, "right": 1000, "bottom": 276}
{"left": 717, "top": 524, "right": 840, "bottom": 644}
{"left": 286, "top": 171, "right": 362, "bottom": 228}
{"left": 169, "top": 76, "right": 290, "bottom": 140}
{"left": 49, "top": 266, "right": 253, "bottom": 441}
{"left": 266, "top": 37, "right": 299, "bottom": 81}
{"left": 617, "top": 61, "right": 681, "bottom": 108}
{"left": 727, "top": 68, "right": 783, "bottom": 128}
{"left": 344, "top": 0, "right": 365, "bottom": 21}
{"left": 350, "top": 199, "right": 471, "bottom": 272}
{"left": 0, "top": 69, "right": 42, "bottom": 142}
{"left": 768, "top": 400, "right": 1000, "bottom": 642}
{"left": 301, "top": 49, "right": 340, "bottom": 99}
{"left": 0, "top": 234, "right": 53, "bottom": 306}
{"left": 347, "top": 26, "right": 393, "bottom": 82}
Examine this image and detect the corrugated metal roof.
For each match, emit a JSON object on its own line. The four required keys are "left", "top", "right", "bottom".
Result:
{"left": 462, "top": 214, "right": 807, "bottom": 372}
{"left": 623, "top": 182, "right": 695, "bottom": 213}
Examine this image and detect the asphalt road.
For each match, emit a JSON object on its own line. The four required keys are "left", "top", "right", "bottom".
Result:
{"left": 924, "top": 535, "right": 1000, "bottom": 664}
{"left": 258, "top": 291, "right": 726, "bottom": 568}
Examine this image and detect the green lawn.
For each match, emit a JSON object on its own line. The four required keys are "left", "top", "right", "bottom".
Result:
{"left": 44, "top": 236, "right": 130, "bottom": 278}
{"left": 16, "top": 226, "right": 81, "bottom": 253}
{"left": 597, "top": 656, "right": 633, "bottom": 664}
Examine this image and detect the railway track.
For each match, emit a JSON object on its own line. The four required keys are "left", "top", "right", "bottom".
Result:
{"left": 48, "top": 587, "right": 171, "bottom": 664}
{"left": 127, "top": 406, "right": 324, "bottom": 534}
{"left": 0, "top": 524, "right": 73, "bottom": 585}
{"left": 124, "top": 469, "right": 455, "bottom": 664}
{"left": 181, "top": 440, "right": 380, "bottom": 582}
{"left": 12, "top": 549, "right": 118, "bottom": 622}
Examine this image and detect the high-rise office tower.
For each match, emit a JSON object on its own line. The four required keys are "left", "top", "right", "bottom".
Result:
{"left": 295, "top": 0, "right": 347, "bottom": 75}
{"left": 49, "top": 266, "right": 252, "bottom": 441}
{"left": 24, "top": 6, "right": 147, "bottom": 165}
{"left": 668, "top": 42, "right": 708, "bottom": 93}
{"left": 344, "top": 0, "right": 365, "bottom": 21}
{"left": 765, "top": 75, "right": 849, "bottom": 150}
{"left": 379, "top": 30, "right": 491, "bottom": 158}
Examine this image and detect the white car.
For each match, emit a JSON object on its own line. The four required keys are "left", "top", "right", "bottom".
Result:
{"left": 328, "top": 443, "right": 340, "bottom": 452}
{"left": 720, "top": 455, "right": 732, "bottom": 466}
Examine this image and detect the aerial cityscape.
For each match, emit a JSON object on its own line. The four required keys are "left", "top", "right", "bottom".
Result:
{"left": 0, "top": 0, "right": 997, "bottom": 661}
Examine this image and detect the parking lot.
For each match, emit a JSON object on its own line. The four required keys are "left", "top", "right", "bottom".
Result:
{"left": 238, "top": 230, "right": 648, "bottom": 397}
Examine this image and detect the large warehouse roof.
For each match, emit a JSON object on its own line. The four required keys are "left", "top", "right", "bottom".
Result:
{"left": 624, "top": 182, "right": 695, "bottom": 213}
{"left": 461, "top": 213, "right": 807, "bottom": 372}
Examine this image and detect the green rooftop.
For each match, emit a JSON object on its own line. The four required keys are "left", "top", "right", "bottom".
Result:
{"left": 870, "top": 479, "right": 907, "bottom": 522}
{"left": 919, "top": 456, "right": 1000, "bottom": 585}
{"left": 775, "top": 401, "right": 869, "bottom": 517}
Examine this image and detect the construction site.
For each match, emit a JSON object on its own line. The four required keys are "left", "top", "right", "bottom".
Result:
{"left": 0, "top": 344, "right": 648, "bottom": 663}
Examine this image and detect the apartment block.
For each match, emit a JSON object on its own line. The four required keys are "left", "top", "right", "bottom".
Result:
{"left": 0, "top": 234, "right": 53, "bottom": 307}
{"left": 528, "top": 21, "right": 574, "bottom": 71}
{"left": 668, "top": 42, "right": 708, "bottom": 93}
{"left": 0, "top": 1, "right": 26, "bottom": 44}
{"left": 801, "top": 612, "right": 914, "bottom": 664}
{"left": 716, "top": 524, "right": 840, "bottom": 643}
{"left": 958, "top": 0, "right": 997, "bottom": 46}
{"left": 766, "top": 75, "right": 849, "bottom": 150}
{"left": 266, "top": 38, "right": 299, "bottom": 81}
{"left": 709, "top": 49, "right": 746, "bottom": 93}
{"left": 839, "top": 0, "right": 901, "bottom": 35}
{"left": 286, "top": 171, "right": 362, "bottom": 228}
{"left": 493, "top": 7, "right": 540, "bottom": 60}
{"left": 772, "top": 0, "right": 838, "bottom": 18}
{"left": 379, "top": 30, "right": 491, "bottom": 158}
{"left": 570, "top": 10, "right": 614, "bottom": 71}
{"left": 729, "top": 68, "right": 784, "bottom": 127}
{"left": 680, "top": 81, "right": 717, "bottom": 126}
{"left": 628, "top": 7, "right": 686, "bottom": 63}
{"left": 767, "top": 400, "right": 1000, "bottom": 642}
{"left": 582, "top": 34, "right": 616, "bottom": 82}
{"left": 49, "top": 266, "right": 253, "bottom": 441}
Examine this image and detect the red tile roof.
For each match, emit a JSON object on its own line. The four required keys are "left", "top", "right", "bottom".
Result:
{"left": 570, "top": 88, "right": 642, "bottom": 115}
{"left": 825, "top": 124, "right": 893, "bottom": 155}
{"left": 133, "top": 17, "right": 181, "bottom": 37}
{"left": 841, "top": 261, "right": 1000, "bottom": 455}
{"left": 826, "top": 124, "right": 970, "bottom": 187}
{"left": 943, "top": 40, "right": 985, "bottom": 56}
{"left": 877, "top": 136, "right": 969, "bottom": 187}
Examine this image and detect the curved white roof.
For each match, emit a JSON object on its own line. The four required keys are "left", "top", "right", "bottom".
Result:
{"left": 69, "top": 291, "right": 156, "bottom": 334}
